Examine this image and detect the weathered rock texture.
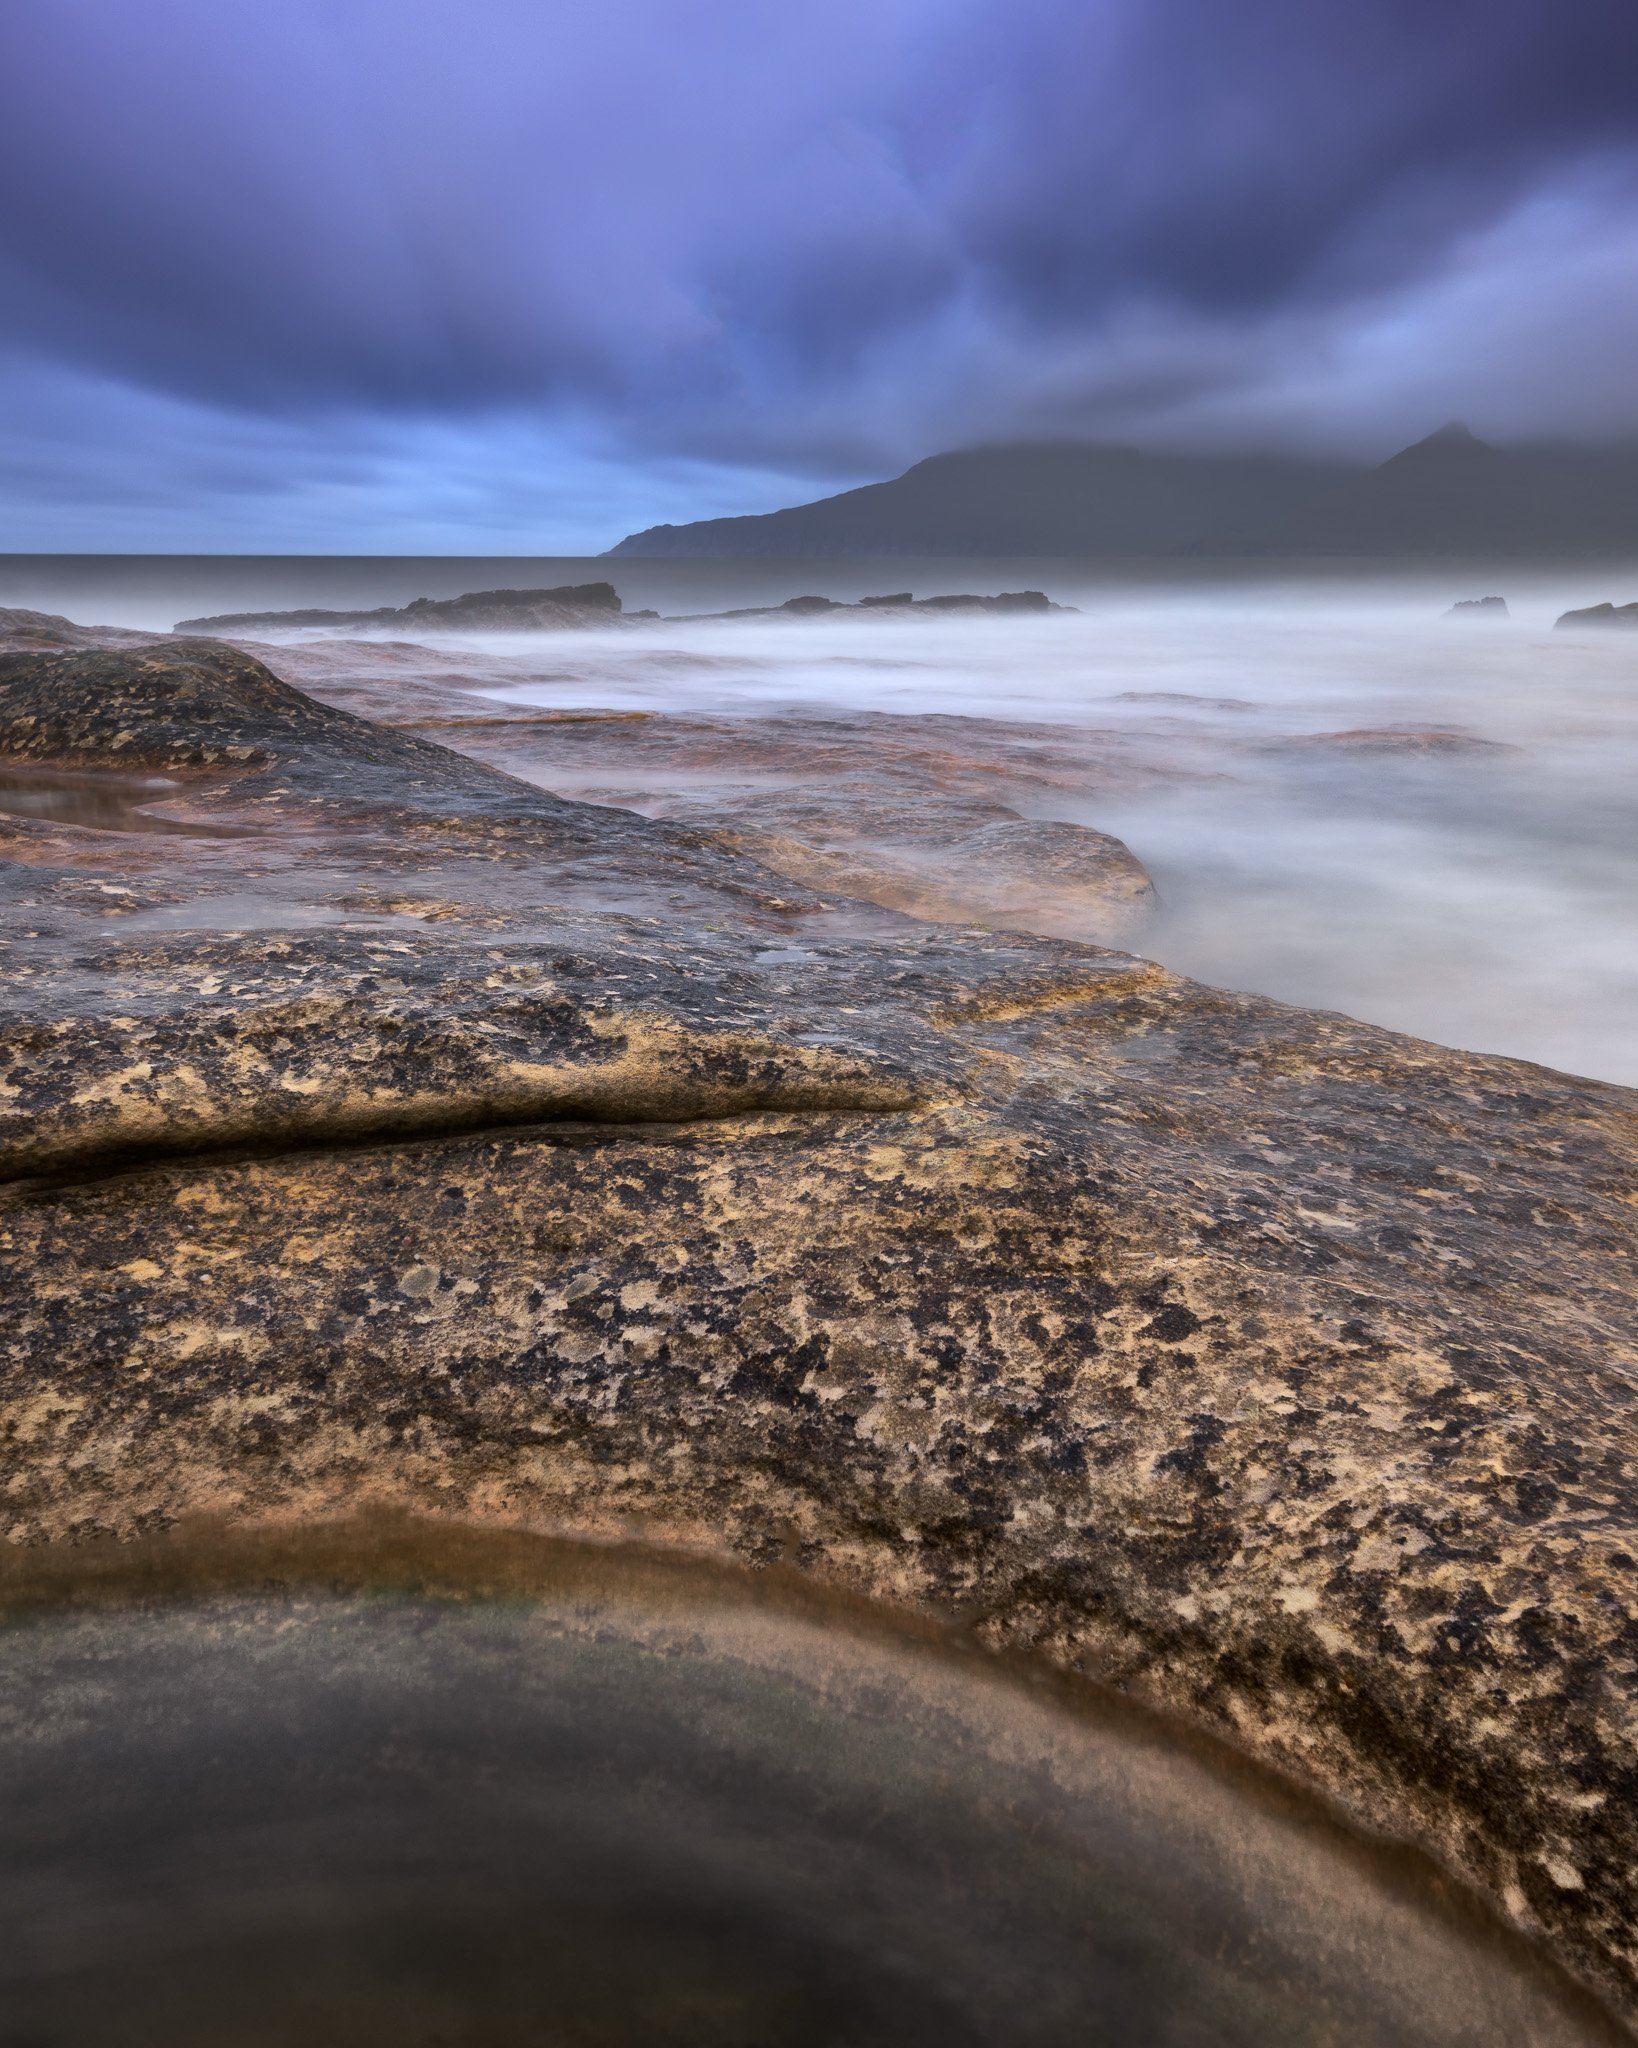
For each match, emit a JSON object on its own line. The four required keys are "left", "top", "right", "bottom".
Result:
{"left": 2, "top": 632, "right": 1637, "bottom": 2028}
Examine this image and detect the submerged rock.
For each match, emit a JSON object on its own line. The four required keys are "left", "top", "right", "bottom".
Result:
{"left": 2, "top": 636, "right": 1638, "bottom": 2026}
{"left": 1265, "top": 727, "right": 1517, "bottom": 756}
{"left": 645, "top": 782, "right": 1157, "bottom": 944}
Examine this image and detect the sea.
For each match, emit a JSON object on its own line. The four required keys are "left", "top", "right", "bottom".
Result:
{"left": 4, "top": 552, "right": 1635, "bottom": 1088}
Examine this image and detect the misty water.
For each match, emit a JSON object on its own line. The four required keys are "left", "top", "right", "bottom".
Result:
{"left": 456, "top": 578, "right": 1637, "bottom": 1087}
{"left": 5, "top": 558, "right": 1635, "bottom": 1084}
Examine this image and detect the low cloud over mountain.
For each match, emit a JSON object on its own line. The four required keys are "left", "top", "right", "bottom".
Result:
{"left": 5, "top": 0, "right": 1638, "bottom": 546}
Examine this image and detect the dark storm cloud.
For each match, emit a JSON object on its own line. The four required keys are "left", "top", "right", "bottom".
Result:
{"left": 930, "top": 0, "right": 1638, "bottom": 319}
{"left": 1, "top": 0, "right": 1637, "bottom": 542}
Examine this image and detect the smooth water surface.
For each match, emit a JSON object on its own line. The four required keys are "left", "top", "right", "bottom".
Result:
{"left": 3, "top": 556, "right": 1634, "bottom": 1082}
{"left": 0, "top": 767, "right": 252, "bottom": 839}
{"left": 0, "top": 1562, "right": 1621, "bottom": 2048}
{"left": 460, "top": 577, "right": 1638, "bottom": 1083}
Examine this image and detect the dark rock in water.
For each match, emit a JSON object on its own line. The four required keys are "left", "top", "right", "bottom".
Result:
{"left": 1267, "top": 726, "right": 1516, "bottom": 757}
{"left": 684, "top": 588, "right": 1070, "bottom": 622}
{"left": 1556, "top": 601, "right": 1638, "bottom": 630}
{"left": 173, "top": 582, "right": 624, "bottom": 635}
{"left": 918, "top": 589, "right": 1054, "bottom": 612}
{"left": 2, "top": 635, "right": 1638, "bottom": 2028}
{"left": 401, "top": 582, "right": 619, "bottom": 624}
{"left": 1446, "top": 596, "right": 1509, "bottom": 617}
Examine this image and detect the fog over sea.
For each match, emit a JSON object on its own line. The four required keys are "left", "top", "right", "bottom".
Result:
{"left": 6, "top": 555, "right": 1636, "bottom": 1088}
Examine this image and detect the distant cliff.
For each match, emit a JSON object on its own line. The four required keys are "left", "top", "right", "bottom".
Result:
{"left": 609, "top": 428, "right": 1638, "bottom": 558}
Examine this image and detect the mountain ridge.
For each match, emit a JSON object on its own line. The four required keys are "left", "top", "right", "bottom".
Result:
{"left": 609, "top": 429, "right": 1638, "bottom": 558}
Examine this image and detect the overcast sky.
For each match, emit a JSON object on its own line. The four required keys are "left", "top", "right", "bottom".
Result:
{"left": 3, "top": 0, "right": 1637, "bottom": 550}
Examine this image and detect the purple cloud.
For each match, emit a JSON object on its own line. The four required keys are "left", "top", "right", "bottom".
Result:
{"left": 2, "top": 0, "right": 1636, "bottom": 543}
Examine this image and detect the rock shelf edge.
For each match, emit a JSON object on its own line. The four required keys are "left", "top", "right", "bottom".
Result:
{"left": 1, "top": 633, "right": 1636, "bottom": 2030}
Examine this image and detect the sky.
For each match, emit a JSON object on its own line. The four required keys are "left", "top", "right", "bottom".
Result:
{"left": 3, "top": 0, "right": 1637, "bottom": 551}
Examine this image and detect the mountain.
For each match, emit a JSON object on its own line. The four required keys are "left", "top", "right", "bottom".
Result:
{"left": 607, "top": 429, "right": 1638, "bottom": 558}
{"left": 608, "top": 444, "right": 1353, "bottom": 557}
{"left": 1240, "top": 424, "right": 1638, "bottom": 556}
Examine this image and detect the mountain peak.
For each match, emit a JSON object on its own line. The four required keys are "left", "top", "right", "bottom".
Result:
{"left": 1385, "top": 422, "right": 1495, "bottom": 465}
{"left": 609, "top": 427, "right": 1638, "bottom": 558}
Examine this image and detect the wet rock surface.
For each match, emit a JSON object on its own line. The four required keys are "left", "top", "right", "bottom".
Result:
{"left": 222, "top": 632, "right": 1170, "bottom": 944}
{"left": 1, "top": 629, "right": 1637, "bottom": 2028}
{"left": 634, "top": 784, "right": 1155, "bottom": 944}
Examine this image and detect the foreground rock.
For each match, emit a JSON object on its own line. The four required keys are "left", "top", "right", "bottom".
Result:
{"left": 174, "top": 581, "right": 629, "bottom": 635}
{"left": 0, "top": 604, "right": 158, "bottom": 654}
{"left": 2, "top": 635, "right": 1638, "bottom": 2027}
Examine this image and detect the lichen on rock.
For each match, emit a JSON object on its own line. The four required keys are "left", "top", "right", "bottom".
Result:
{"left": 2, "top": 629, "right": 1637, "bottom": 2029}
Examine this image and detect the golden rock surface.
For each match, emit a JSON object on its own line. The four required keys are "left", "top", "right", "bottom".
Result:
{"left": 2, "top": 626, "right": 1636, "bottom": 2024}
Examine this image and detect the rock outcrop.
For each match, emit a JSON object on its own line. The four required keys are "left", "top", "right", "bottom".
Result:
{"left": 2, "top": 635, "right": 1638, "bottom": 2027}
{"left": 1446, "top": 596, "right": 1509, "bottom": 617}
{"left": 0, "top": 604, "right": 158, "bottom": 654}
{"left": 1557, "top": 602, "right": 1638, "bottom": 630}
{"left": 174, "top": 582, "right": 625, "bottom": 635}
{"left": 682, "top": 589, "right": 1068, "bottom": 620}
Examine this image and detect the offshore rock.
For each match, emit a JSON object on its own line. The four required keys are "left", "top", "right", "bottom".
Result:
{"left": 173, "top": 582, "right": 624, "bottom": 635}
{"left": 1265, "top": 727, "right": 1517, "bottom": 757}
{"left": 678, "top": 588, "right": 1070, "bottom": 621}
{"left": 2, "top": 637, "right": 1638, "bottom": 2027}
{"left": 1556, "top": 602, "right": 1638, "bottom": 630}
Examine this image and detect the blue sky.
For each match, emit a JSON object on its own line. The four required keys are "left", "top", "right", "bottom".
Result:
{"left": 3, "top": 0, "right": 1637, "bottom": 550}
